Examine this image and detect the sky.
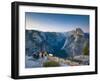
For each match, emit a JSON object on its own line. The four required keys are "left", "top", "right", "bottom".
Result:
{"left": 25, "top": 12, "right": 89, "bottom": 33}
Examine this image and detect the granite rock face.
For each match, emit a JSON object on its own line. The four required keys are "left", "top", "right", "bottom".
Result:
{"left": 25, "top": 28, "right": 89, "bottom": 59}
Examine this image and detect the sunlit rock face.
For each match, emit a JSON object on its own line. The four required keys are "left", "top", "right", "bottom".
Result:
{"left": 62, "top": 28, "right": 89, "bottom": 57}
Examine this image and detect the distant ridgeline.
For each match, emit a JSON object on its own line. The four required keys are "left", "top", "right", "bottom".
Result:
{"left": 25, "top": 28, "right": 89, "bottom": 59}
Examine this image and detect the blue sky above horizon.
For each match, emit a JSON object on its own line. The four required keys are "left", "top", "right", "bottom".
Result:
{"left": 25, "top": 12, "right": 89, "bottom": 33}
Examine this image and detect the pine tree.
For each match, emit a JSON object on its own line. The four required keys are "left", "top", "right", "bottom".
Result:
{"left": 83, "top": 43, "right": 89, "bottom": 55}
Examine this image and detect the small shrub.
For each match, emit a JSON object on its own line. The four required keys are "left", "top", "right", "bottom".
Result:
{"left": 43, "top": 61, "right": 60, "bottom": 67}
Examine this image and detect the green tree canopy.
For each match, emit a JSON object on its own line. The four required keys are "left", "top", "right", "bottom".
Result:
{"left": 83, "top": 43, "right": 89, "bottom": 55}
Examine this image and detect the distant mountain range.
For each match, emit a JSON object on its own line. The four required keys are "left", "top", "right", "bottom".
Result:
{"left": 25, "top": 28, "right": 89, "bottom": 59}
